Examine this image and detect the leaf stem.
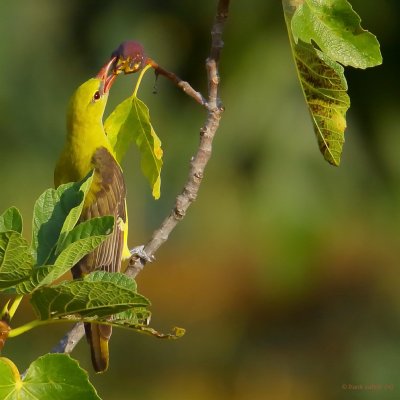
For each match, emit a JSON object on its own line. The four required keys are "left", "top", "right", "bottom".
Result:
{"left": 133, "top": 63, "right": 152, "bottom": 97}
{"left": 8, "top": 319, "right": 46, "bottom": 337}
{"left": 8, "top": 295, "right": 23, "bottom": 319}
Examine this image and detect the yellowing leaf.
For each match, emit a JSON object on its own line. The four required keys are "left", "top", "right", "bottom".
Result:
{"left": 105, "top": 96, "right": 163, "bottom": 199}
{"left": 295, "top": 41, "right": 349, "bottom": 165}
{"left": 283, "top": 0, "right": 382, "bottom": 165}
{"left": 283, "top": 2, "right": 350, "bottom": 166}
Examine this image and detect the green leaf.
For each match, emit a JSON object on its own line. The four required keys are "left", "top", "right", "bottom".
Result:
{"left": 31, "top": 182, "right": 81, "bottom": 265}
{"left": 29, "top": 271, "right": 183, "bottom": 339}
{"left": 15, "top": 265, "right": 54, "bottom": 294}
{"left": 283, "top": 2, "right": 351, "bottom": 165}
{"left": 105, "top": 97, "right": 132, "bottom": 161}
{"left": 84, "top": 270, "right": 137, "bottom": 291}
{"left": 0, "top": 232, "right": 33, "bottom": 292}
{"left": 53, "top": 234, "right": 108, "bottom": 271}
{"left": 290, "top": 0, "right": 382, "bottom": 69}
{"left": 15, "top": 217, "right": 113, "bottom": 294}
{"left": 32, "top": 173, "right": 96, "bottom": 266}
{"left": 0, "top": 355, "right": 101, "bottom": 400}
{"left": 14, "top": 216, "right": 113, "bottom": 294}
{"left": 31, "top": 272, "right": 150, "bottom": 321}
{"left": 105, "top": 95, "right": 163, "bottom": 199}
{"left": 40, "top": 217, "right": 113, "bottom": 284}
{"left": 55, "top": 172, "right": 94, "bottom": 255}
{"left": 15, "top": 272, "right": 182, "bottom": 339}
{"left": 0, "top": 207, "right": 22, "bottom": 234}
{"left": 57, "top": 216, "right": 114, "bottom": 255}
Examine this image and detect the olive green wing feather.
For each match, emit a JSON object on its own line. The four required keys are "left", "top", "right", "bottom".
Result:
{"left": 72, "top": 147, "right": 126, "bottom": 278}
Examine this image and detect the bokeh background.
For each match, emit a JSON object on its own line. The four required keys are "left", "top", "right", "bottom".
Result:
{"left": 1, "top": 1, "right": 399, "bottom": 399}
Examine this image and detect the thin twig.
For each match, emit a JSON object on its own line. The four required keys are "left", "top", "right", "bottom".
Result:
{"left": 147, "top": 59, "right": 208, "bottom": 108}
{"left": 51, "top": 0, "right": 230, "bottom": 356}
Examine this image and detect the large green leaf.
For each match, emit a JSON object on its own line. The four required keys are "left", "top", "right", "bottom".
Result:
{"left": 290, "top": 0, "right": 382, "bottom": 69}
{"left": 282, "top": 0, "right": 382, "bottom": 165}
{"left": 0, "top": 232, "right": 34, "bottom": 291}
{"left": 31, "top": 272, "right": 150, "bottom": 321}
{"left": 0, "top": 355, "right": 100, "bottom": 400}
{"left": 31, "top": 182, "right": 81, "bottom": 265}
{"left": 0, "top": 207, "right": 22, "bottom": 234}
{"left": 32, "top": 174, "right": 97, "bottom": 266}
{"left": 15, "top": 217, "right": 114, "bottom": 294}
{"left": 29, "top": 272, "right": 184, "bottom": 339}
{"left": 105, "top": 95, "right": 163, "bottom": 199}
{"left": 54, "top": 172, "right": 94, "bottom": 254}
{"left": 14, "top": 269, "right": 183, "bottom": 338}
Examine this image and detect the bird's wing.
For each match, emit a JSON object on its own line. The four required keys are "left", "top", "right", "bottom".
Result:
{"left": 72, "top": 146, "right": 127, "bottom": 278}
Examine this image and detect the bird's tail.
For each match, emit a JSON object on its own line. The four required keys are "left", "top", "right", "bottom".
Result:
{"left": 85, "top": 323, "right": 112, "bottom": 373}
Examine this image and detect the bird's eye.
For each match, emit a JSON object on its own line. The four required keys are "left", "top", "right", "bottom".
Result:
{"left": 93, "top": 91, "right": 101, "bottom": 101}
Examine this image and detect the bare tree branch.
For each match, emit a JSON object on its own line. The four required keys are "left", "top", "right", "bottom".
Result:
{"left": 51, "top": 322, "right": 85, "bottom": 354}
{"left": 126, "top": 0, "right": 230, "bottom": 278}
{"left": 211, "top": 0, "right": 230, "bottom": 64}
{"left": 51, "top": 0, "right": 230, "bottom": 356}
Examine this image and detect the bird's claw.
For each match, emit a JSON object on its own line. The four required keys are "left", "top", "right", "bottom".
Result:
{"left": 129, "top": 245, "right": 154, "bottom": 263}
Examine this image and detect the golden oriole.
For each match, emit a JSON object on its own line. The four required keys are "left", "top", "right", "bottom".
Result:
{"left": 54, "top": 58, "right": 130, "bottom": 372}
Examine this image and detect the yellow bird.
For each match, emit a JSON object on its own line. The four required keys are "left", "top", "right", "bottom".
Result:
{"left": 54, "top": 58, "right": 130, "bottom": 372}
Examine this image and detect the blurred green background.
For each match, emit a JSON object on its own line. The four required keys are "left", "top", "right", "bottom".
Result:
{"left": 1, "top": 1, "right": 400, "bottom": 399}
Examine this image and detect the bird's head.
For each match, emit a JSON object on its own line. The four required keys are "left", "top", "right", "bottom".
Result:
{"left": 68, "top": 57, "right": 117, "bottom": 122}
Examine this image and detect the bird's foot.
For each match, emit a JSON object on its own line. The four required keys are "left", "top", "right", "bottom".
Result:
{"left": 129, "top": 245, "right": 154, "bottom": 263}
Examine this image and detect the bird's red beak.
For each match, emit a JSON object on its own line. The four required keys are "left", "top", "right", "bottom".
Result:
{"left": 97, "top": 57, "right": 117, "bottom": 94}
